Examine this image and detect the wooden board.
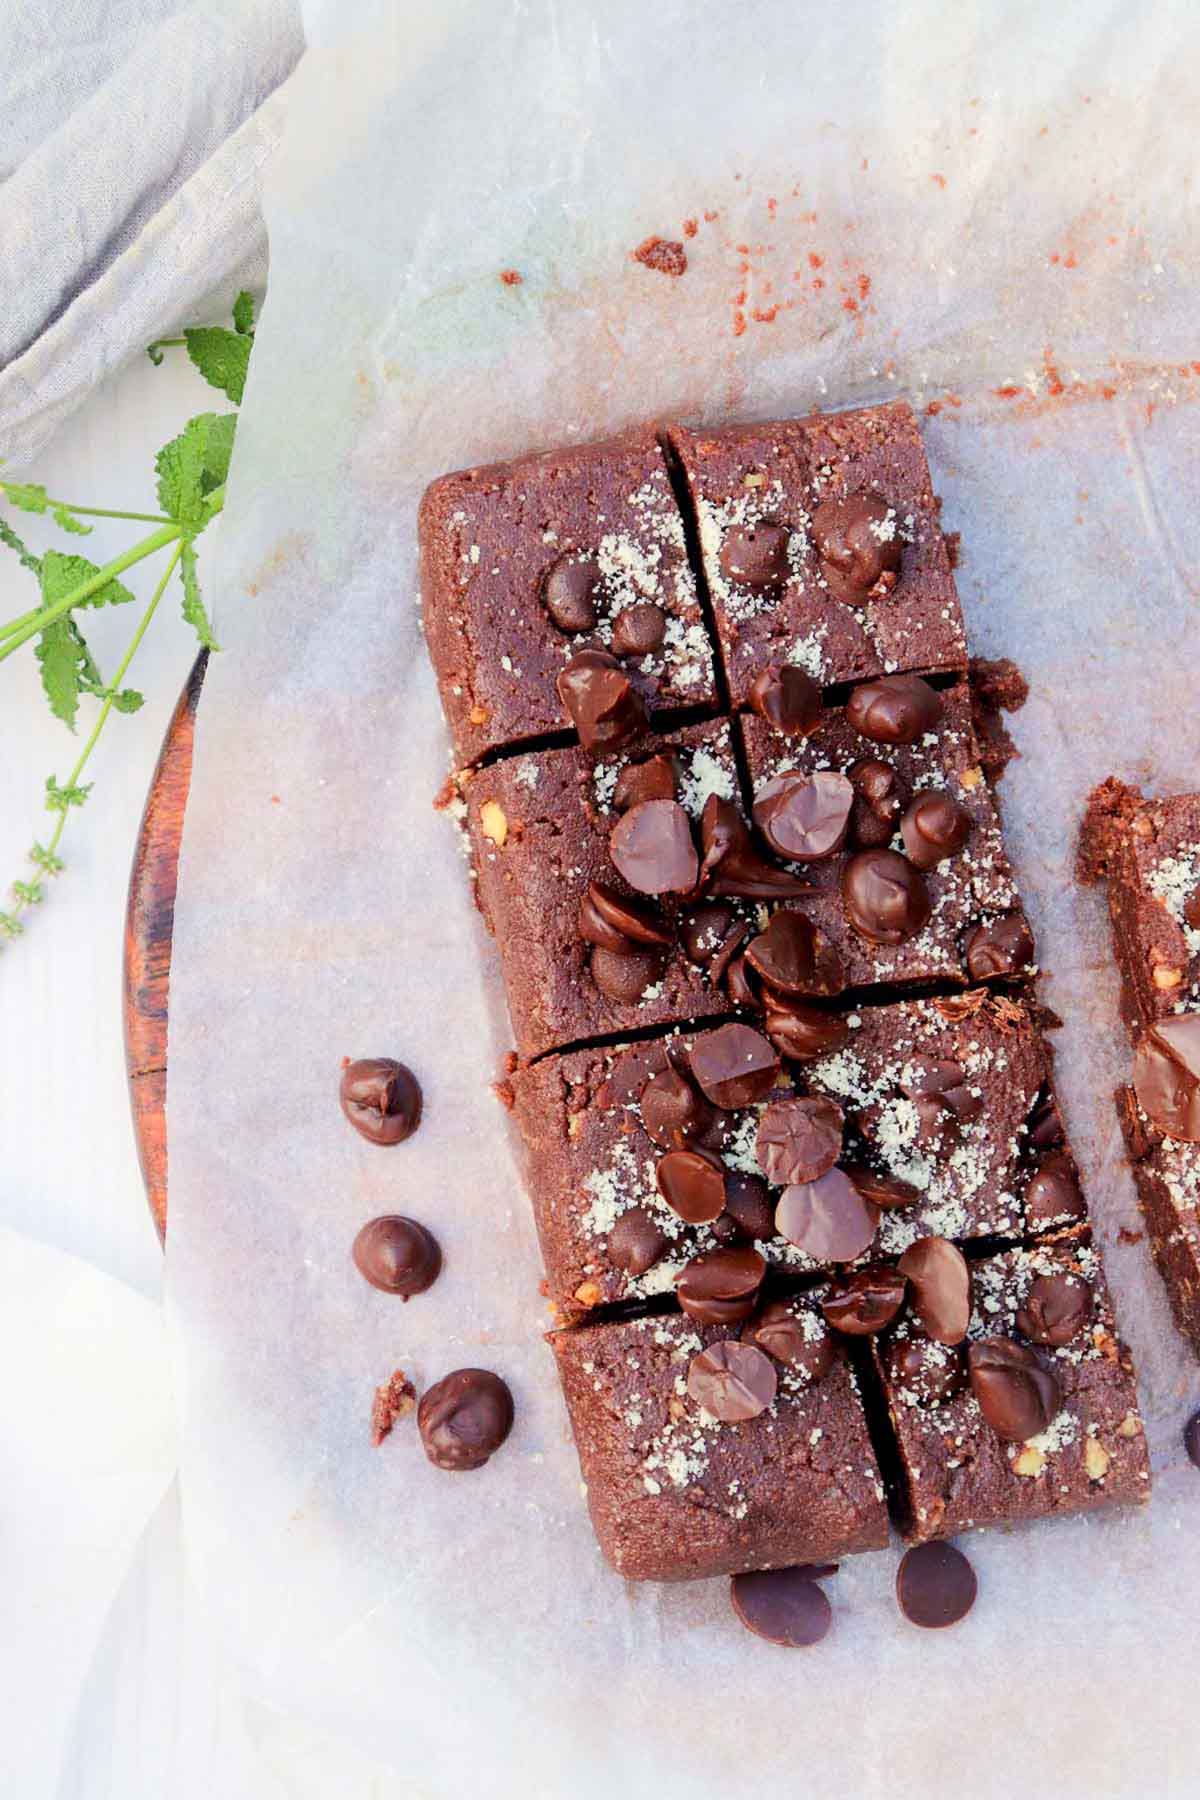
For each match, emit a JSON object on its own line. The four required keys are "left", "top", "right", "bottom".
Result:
{"left": 123, "top": 652, "right": 207, "bottom": 1239}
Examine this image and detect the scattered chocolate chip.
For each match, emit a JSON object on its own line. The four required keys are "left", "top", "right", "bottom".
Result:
{"left": 731, "top": 1568, "right": 833, "bottom": 1647}
{"left": 964, "top": 913, "right": 1035, "bottom": 980}
{"left": 742, "top": 1299, "right": 834, "bottom": 1380}
{"left": 700, "top": 796, "right": 814, "bottom": 899}
{"left": 610, "top": 798, "right": 698, "bottom": 895}
{"left": 885, "top": 1331, "right": 966, "bottom": 1402}
{"left": 607, "top": 1207, "right": 670, "bottom": 1276}
{"left": 690, "top": 1023, "right": 780, "bottom": 1107}
{"left": 822, "top": 1266, "right": 907, "bottom": 1336}
{"left": 757, "top": 1095, "right": 844, "bottom": 1185}
{"left": 371, "top": 1369, "right": 417, "bottom": 1445}
{"left": 339, "top": 1058, "right": 422, "bottom": 1145}
{"left": 744, "top": 910, "right": 817, "bottom": 994}
{"left": 843, "top": 1164, "right": 921, "bottom": 1210}
{"left": 612, "top": 752, "right": 680, "bottom": 813}
{"left": 1133, "top": 1015, "right": 1200, "bottom": 1142}
{"left": 754, "top": 770, "right": 854, "bottom": 862}
{"left": 578, "top": 887, "right": 636, "bottom": 953}
{"left": 1025, "top": 1088, "right": 1065, "bottom": 1153}
{"left": 719, "top": 519, "right": 792, "bottom": 590}
{"left": 901, "top": 790, "right": 972, "bottom": 870}
{"left": 762, "top": 994, "right": 850, "bottom": 1062}
{"left": 846, "top": 675, "right": 943, "bottom": 746}
{"left": 811, "top": 492, "right": 902, "bottom": 603}
{"left": 842, "top": 849, "right": 931, "bottom": 945}
{"left": 776, "top": 1168, "right": 880, "bottom": 1261}
{"left": 679, "top": 901, "right": 739, "bottom": 965}
{"left": 541, "top": 553, "right": 601, "bottom": 632}
{"left": 612, "top": 601, "right": 666, "bottom": 657}
{"left": 352, "top": 1215, "right": 442, "bottom": 1297}
{"left": 967, "top": 1338, "right": 1061, "bottom": 1441}
{"left": 1184, "top": 1410, "right": 1200, "bottom": 1468}
{"left": 1017, "top": 1273, "right": 1093, "bottom": 1347}
{"left": 418, "top": 1369, "right": 514, "bottom": 1471}
{"left": 898, "top": 1237, "right": 971, "bottom": 1344}
{"left": 911, "top": 1093, "right": 960, "bottom": 1152}
{"left": 581, "top": 881, "right": 672, "bottom": 948}
{"left": 848, "top": 758, "right": 905, "bottom": 849}
{"left": 656, "top": 1146, "right": 728, "bottom": 1224}
{"left": 749, "top": 663, "right": 823, "bottom": 736}
{"left": 676, "top": 1246, "right": 767, "bottom": 1325}
{"left": 720, "top": 1171, "right": 776, "bottom": 1241}
{"left": 589, "top": 942, "right": 663, "bottom": 1002}
{"left": 1024, "top": 1154, "right": 1087, "bottom": 1225}
{"left": 641, "top": 1066, "right": 714, "bottom": 1149}
{"left": 556, "top": 648, "right": 645, "bottom": 752}
{"left": 901, "top": 1057, "right": 982, "bottom": 1122}
{"left": 723, "top": 949, "right": 760, "bottom": 1009}
{"left": 896, "top": 1542, "right": 977, "bottom": 1629}
{"left": 686, "top": 1339, "right": 778, "bottom": 1421}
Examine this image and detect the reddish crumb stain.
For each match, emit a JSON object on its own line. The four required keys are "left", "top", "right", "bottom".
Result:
{"left": 809, "top": 251, "right": 824, "bottom": 269}
{"left": 732, "top": 311, "right": 746, "bottom": 337}
{"left": 926, "top": 400, "right": 942, "bottom": 416}
{"left": 498, "top": 269, "right": 522, "bottom": 286}
{"left": 682, "top": 217, "right": 699, "bottom": 238}
{"left": 750, "top": 305, "right": 779, "bottom": 323}
{"left": 993, "top": 385, "right": 1023, "bottom": 400}
{"left": 492, "top": 1079, "right": 516, "bottom": 1111}
{"left": 930, "top": 173, "right": 947, "bottom": 189}
{"left": 841, "top": 297, "right": 859, "bottom": 314}
{"left": 767, "top": 196, "right": 777, "bottom": 218}
{"left": 270, "top": 794, "right": 281, "bottom": 805}
{"left": 1063, "top": 251, "right": 1078, "bottom": 269}
{"left": 703, "top": 208, "right": 718, "bottom": 221}
{"left": 1043, "top": 347, "right": 1065, "bottom": 397}
{"left": 632, "top": 236, "right": 687, "bottom": 277}
{"left": 812, "top": 277, "right": 826, "bottom": 291}
{"left": 857, "top": 273, "right": 871, "bottom": 300}
{"left": 340, "top": 1055, "right": 352, "bottom": 1069}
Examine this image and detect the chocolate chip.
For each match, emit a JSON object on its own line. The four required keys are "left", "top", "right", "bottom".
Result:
{"left": 731, "top": 1568, "right": 833, "bottom": 1647}
{"left": 1184, "top": 1410, "right": 1200, "bottom": 1468}
{"left": 848, "top": 758, "right": 905, "bottom": 849}
{"left": 757, "top": 1095, "right": 844, "bottom": 1184}
{"left": 417, "top": 1369, "right": 514, "bottom": 1471}
{"left": 964, "top": 913, "right": 1035, "bottom": 980}
{"left": 611, "top": 601, "right": 666, "bottom": 657}
{"left": 822, "top": 1266, "right": 907, "bottom": 1336}
{"left": 699, "top": 796, "right": 813, "bottom": 899}
{"left": 612, "top": 751, "right": 680, "bottom": 812}
{"left": 846, "top": 675, "right": 943, "bottom": 746}
{"left": 719, "top": 519, "right": 792, "bottom": 591}
{"left": 676, "top": 1246, "right": 767, "bottom": 1325}
{"left": 775, "top": 1168, "right": 880, "bottom": 1260}
{"left": 744, "top": 910, "right": 817, "bottom": 994}
{"left": 542, "top": 553, "right": 601, "bottom": 632}
{"left": 339, "top": 1058, "right": 422, "bottom": 1145}
{"left": 896, "top": 1542, "right": 977, "bottom": 1630}
{"left": 352, "top": 1215, "right": 442, "bottom": 1297}
{"left": 742, "top": 1299, "right": 834, "bottom": 1380}
{"left": 901, "top": 1057, "right": 982, "bottom": 1122}
{"left": 582, "top": 881, "right": 672, "bottom": 948}
{"left": 723, "top": 949, "right": 760, "bottom": 1010}
{"left": 1133, "top": 1015, "right": 1200, "bottom": 1142}
{"left": 843, "top": 1164, "right": 921, "bottom": 1210}
{"left": 749, "top": 663, "right": 823, "bottom": 736}
{"left": 690, "top": 1023, "right": 780, "bottom": 1107}
{"left": 811, "top": 491, "right": 902, "bottom": 603}
{"left": 640, "top": 1066, "right": 714, "bottom": 1149}
{"left": 686, "top": 1339, "right": 778, "bottom": 1421}
{"left": 885, "top": 1330, "right": 966, "bottom": 1402}
{"left": 655, "top": 1146, "right": 728, "bottom": 1224}
{"left": 1017, "top": 1273, "right": 1093, "bottom": 1347}
{"left": 556, "top": 649, "right": 645, "bottom": 752}
{"left": 898, "top": 1237, "right": 971, "bottom": 1344}
{"left": 1024, "top": 1154, "right": 1087, "bottom": 1225}
{"left": 842, "top": 849, "right": 931, "bottom": 945}
{"left": 589, "top": 942, "right": 663, "bottom": 1002}
{"left": 761, "top": 995, "right": 851, "bottom": 1062}
{"left": 609, "top": 798, "right": 698, "bottom": 895}
{"left": 607, "top": 1207, "right": 669, "bottom": 1276}
{"left": 967, "top": 1338, "right": 1061, "bottom": 1441}
{"left": 1025, "top": 1088, "right": 1065, "bottom": 1153}
{"left": 901, "top": 790, "right": 971, "bottom": 870}
{"left": 911, "top": 1093, "right": 960, "bottom": 1152}
{"left": 754, "top": 769, "right": 854, "bottom": 862}
{"left": 709, "top": 917, "right": 751, "bottom": 987}
{"left": 720, "top": 1171, "right": 775, "bottom": 1241}
{"left": 679, "top": 901, "right": 739, "bottom": 965}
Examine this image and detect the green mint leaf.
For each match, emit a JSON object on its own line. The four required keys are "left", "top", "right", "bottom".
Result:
{"left": 184, "top": 327, "right": 252, "bottom": 405}
{"left": 29, "top": 842, "right": 65, "bottom": 875}
{"left": 45, "top": 775, "right": 92, "bottom": 813}
{"left": 51, "top": 501, "right": 91, "bottom": 536}
{"left": 68, "top": 620, "right": 103, "bottom": 689}
{"left": 155, "top": 413, "right": 236, "bottom": 528}
{"left": 179, "top": 539, "right": 219, "bottom": 650}
{"left": 11, "top": 879, "right": 44, "bottom": 906}
{"left": 0, "top": 912, "right": 24, "bottom": 940}
{"left": 35, "top": 618, "right": 84, "bottom": 727}
{"left": 40, "top": 548, "right": 135, "bottom": 613}
{"left": 109, "top": 687, "right": 144, "bottom": 714}
{"left": 0, "top": 515, "right": 42, "bottom": 576}
{"left": 201, "top": 414, "right": 236, "bottom": 495}
{"left": 233, "top": 291, "right": 256, "bottom": 335}
{"left": 1, "top": 481, "right": 49, "bottom": 515}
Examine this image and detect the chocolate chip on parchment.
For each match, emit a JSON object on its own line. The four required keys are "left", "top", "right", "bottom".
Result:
{"left": 731, "top": 1567, "right": 833, "bottom": 1647}
{"left": 896, "top": 1541, "right": 977, "bottom": 1629}
{"left": 418, "top": 1369, "right": 514, "bottom": 1471}
{"left": 339, "top": 1058, "right": 422, "bottom": 1145}
{"left": 352, "top": 1215, "right": 442, "bottom": 1297}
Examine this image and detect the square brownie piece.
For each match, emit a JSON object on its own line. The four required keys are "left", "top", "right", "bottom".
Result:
{"left": 1117, "top": 1083, "right": 1200, "bottom": 1355}
{"left": 463, "top": 720, "right": 745, "bottom": 1061}
{"left": 549, "top": 1304, "right": 888, "bottom": 1581}
{"left": 420, "top": 427, "right": 717, "bottom": 765}
{"left": 666, "top": 402, "right": 966, "bottom": 704}
{"left": 739, "top": 679, "right": 1033, "bottom": 995}
{"left": 875, "top": 1232, "right": 1150, "bottom": 1542}
{"left": 512, "top": 994, "right": 1080, "bottom": 1314}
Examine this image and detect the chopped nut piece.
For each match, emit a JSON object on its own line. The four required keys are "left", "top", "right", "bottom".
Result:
{"left": 1012, "top": 1444, "right": 1046, "bottom": 1478}
{"left": 1116, "top": 1412, "right": 1143, "bottom": 1438}
{"left": 959, "top": 765, "right": 983, "bottom": 791}
{"left": 1151, "top": 961, "right": 1183, "bottom": 991}
{"left": 1085, "top": 1437, "right": 1111, "bottom": 1481}
{"left": 573, "top": 1280, "right": 603, "bottom": 1307}
{"left": 469, "top": 703, "right": 490, "bottom": 726}
{"left": 479, "top": 800, "right": 508, "bottom": 846}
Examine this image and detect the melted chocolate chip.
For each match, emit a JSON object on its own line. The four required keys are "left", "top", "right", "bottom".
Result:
{"left": 1025, "top": 1088, "right": 1065, "bottom": 1153}
{"left": 762, "top": 994, "right": 850, "bottom": 1062}
{"left": 811, "top": 491, "right": 902, "bottom": 603}
{"left": 842, "top": 849, "right": 931, "bottom": 945}
{"left": 896, "top": 1542, "right": 977, "bottom": 1630}
{"left": 1024, "top": 1154, "right": 1087, "bottom": 1225}
{"left": 754, "top": 770, "right": 854, "bottom": 862}
{"left": 967, "top": 1338, "right": 1061, "bottom": 1441}
{"left": 848, "top": 758, "right": 905, "bottom": 849}
{"left": 843, "top": 1164, "right": 921, "bottom": 1210}
{"left": 339, "top": 1058, "right": 422, "bottom": 1145}
{"left": 775, "top": 1168, "right": 880, "bottom": 1261}
{"left": 757, "top": 1095, "right": 844, "bottom": 1185}
{"left": 846, "top": 675, "right": 943, "bottom": 745}
{"left": 885, "top": 1330, "right": 966, "bottom": 1402}
{"left": 541, "top": 553, "right": 601, "bottom": 632}
{"left": 1017, "top": 1273, "right": 1092, "bottom": 1347}
{"left": 723, "top": 949, "right": 760, "bottom": 1010}
{"left": 690, "top": 1023, "right": 780, "bottom": 1107}
{"left": 731, "top": 1568, "right": 833, "bottom": 1647}
{"left": 655, "top": 1146, "right": 728, "bottom": 1224}
{"left": 352, "top": 1215, "right": 442, "bottom": 1297}
{"left": 901, "top": 790, "right": 971, "bottom": 870}
{"left": 607, "top": 1207, "right": 669, "bottom": 1276}
{"left": 719, "top": 519, "right": 792, "bottom": 590}
{"left": 720, "top": 1171, "right": 775, "bottom": 1241}
{"left": 676, "top": 1245, "right": 767, "bottom": 1326}
{"left": 609, "top": 798, "right": 698, "bottom": 895}
{"left": 612, "top": 752, "right": 680, "bottom": 812}
{"left": 744, "top": 910, "right": 817, "bottom": 994}
{"left": 641, "top": 1066, "right": 714, "bottom": 1149}
{"left": 589, "top": 942, "right": 663, "bottom": 1002}
{"left": 686, "top": 1339, "right": 778, "bottom": 1420}
{"left": 579, "top": 882, "right": 672, "bottom": 952}
{"left": 556, "top": 649, "right": 645, "bottom": 752}
{"left": 679, "top": 900, "right": 739, "bottom": 965}
{"left": 749, "top": 663, "right": 823, "bottom": 736}
{"left": 699, "top": 797, "right": 814, "bottom": 899}
{"left": 821, "top": 1266, "right": 907, "bottom": 1336}
{"left": 964, "top": 913, "right": 1035, "bottom": 980}
{"left": 897, "top": 1237, "right": 971, "bottom": 1344}
{"left": 901, "top": 1057, "right": 982, "bottom": 1122}
{"left": 742, "top": 1299, "right": 834, "bottom": 1381}
{"left": 417, "top": 1369, "right": 514, "bottom": 1471}
{"left": 611, "top": 601, "right": 666, "bottom": 657}
{"left": 1132, "top": 1015, "right": 1200, "bottom": 1142}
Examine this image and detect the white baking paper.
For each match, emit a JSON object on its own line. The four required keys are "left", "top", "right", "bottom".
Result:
{"left": 167, "top": 4, "right": 1200, "bottom": 1794}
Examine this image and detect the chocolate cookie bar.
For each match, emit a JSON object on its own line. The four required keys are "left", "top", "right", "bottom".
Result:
{"left": 738, "top": 678, "right": 1033, "bottom": 995}
{"left": 420, "top": 427, "right": 717, "bottom": 765}
{"left": 550, "top": 1304, "right": 888, "bottom": 1580}
{"left": 512, "top": 994, "right": 1082, "bottom": 1314}
{"left": 874, "top": 1231, "right": 1150, "bottom": 1541}
{"left": 1117, "top": 1086, "right": 1200, "bottom": 1352}
{"left": 666, "top": 402, "right": 966, "bottom": 705}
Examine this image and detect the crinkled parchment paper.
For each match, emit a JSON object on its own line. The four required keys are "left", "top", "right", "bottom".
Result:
{"left": 167, "top": 3, "right": 1200, "bottom": 1793}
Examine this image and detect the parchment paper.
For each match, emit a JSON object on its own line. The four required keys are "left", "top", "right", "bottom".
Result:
{"left": 167, "top": 4, "right": 1200, "bottom": 1794}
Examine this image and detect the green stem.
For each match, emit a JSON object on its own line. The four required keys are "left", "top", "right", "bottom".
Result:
{"left": 0, "top": 484, "right": 171, "bottom": 526}
{"left": 0, "top": 522, "right": 181, "bottom": 664}
{"left": 0, "top": 606, "right": 43, "bottom": 641}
